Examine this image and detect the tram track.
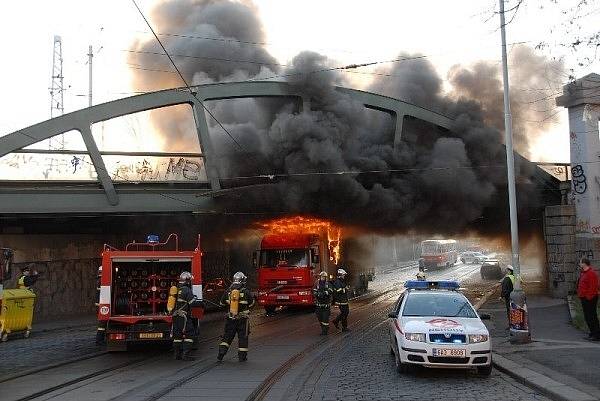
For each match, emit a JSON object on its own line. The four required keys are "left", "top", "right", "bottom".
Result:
{"left": 5, "top": 262, "right": 487, "bottom": 401}
{"left": 137, "top": 263, "right": 485, "bottom": 401}
{"left": 6, "top": 310, "right": 299, "bottom": 401}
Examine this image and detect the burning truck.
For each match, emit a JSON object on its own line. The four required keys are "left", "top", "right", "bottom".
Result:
{"left": 252, "top": 217, "right": 371, "bottom": 313}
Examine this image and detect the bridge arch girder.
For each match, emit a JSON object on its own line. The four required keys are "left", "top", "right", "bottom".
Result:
{"left": 0, "top": 81, "right": 455, "bottom": 214}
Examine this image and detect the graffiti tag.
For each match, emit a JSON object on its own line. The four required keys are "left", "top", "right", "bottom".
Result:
{"left": 572, "top": 165, "right": 587, "bottom": 194}
{"left": 577, "top": 219, "right": 590, "bottom": 233}
{"left": 577, "top": 249, "right": 594, "bottom": 260}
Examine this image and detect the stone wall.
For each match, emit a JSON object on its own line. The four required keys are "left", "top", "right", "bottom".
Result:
{"left": 544, "top": 205, "right": 577, "bottom": 297}
{"left": 0, "top": 234, "right": 120, "bottom": 321}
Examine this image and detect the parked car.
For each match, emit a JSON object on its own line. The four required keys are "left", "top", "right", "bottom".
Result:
{"left": 460, "top": 252, "right": 488, "bottom": 264}
{"left": 480, "top": 259, "right": 503, "bottom": 280}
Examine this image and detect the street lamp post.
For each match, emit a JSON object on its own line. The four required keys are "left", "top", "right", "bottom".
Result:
{"left": 498, "top": 0, "right": 531, "bottom": 344}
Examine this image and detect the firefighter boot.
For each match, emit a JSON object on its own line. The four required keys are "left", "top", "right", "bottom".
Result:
{"left": 181, "top": 340, "right": 195, "bottom": 361}
{"left": 173, "top": 341, "right": 183, "bottom": 360}
{"left": 238, "top": 350, "right": 247, "bottom": 362}
{"left": 217, "top": 343, "right": 229, "bottom": 361}
{"left": 95, "top": 329, "right": 106, "bottom": 345}
{"left": 320, "top": 324, "right": 329, "bottom": 336}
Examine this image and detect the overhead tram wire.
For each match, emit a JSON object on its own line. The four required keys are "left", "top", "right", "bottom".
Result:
{"left": 129, "top": 0, "right": 264, "bottom": 169}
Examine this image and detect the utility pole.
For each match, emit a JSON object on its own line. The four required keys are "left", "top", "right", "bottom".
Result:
{"left": 88, "top": 45, "right": 93, "bottom": 107}
{"left": 49, "top": 35, "right": 65, "bottom": 149}
{"left": 498, "top": 0, "right": 531, "bottom": 344}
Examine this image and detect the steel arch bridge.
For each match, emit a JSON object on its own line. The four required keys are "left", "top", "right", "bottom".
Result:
{"left": 0, "top": 81, "right": 554, "bottom": 215}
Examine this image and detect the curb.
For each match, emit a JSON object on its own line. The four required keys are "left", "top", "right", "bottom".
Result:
{"left": 475, "top": 294, "right": 599, "bottom": 401}
{"left": 492, "top": 353, "right": 599, "bottom": 401}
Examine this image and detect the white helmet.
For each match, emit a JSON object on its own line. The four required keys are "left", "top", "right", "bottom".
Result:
{"left": 179, "top": 271, "right": 193, "bottom": 283}
{"left": 233, "top": 271, "right": 247, "bottom": 284}
{"left": 319, "top": 271, "right": 328, "bottom": 278}
{"left": 507, "top": 265, "right": 514, "bottom": 272}
{"left": 416, "top": 271, "right": 426, "bottom": 281}
{"left": 337, "top": 268, "right": 347, "bottom": 277}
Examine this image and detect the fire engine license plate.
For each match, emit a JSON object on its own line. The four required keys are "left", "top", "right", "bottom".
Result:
{"left": 139, "top": 332, "right": 163, "bottom": 339}
{"left": 433, "top": 348, "right": 466, "bottom": 357}
{"left": 277, "top": 295, "right": 290, "bottom": 300}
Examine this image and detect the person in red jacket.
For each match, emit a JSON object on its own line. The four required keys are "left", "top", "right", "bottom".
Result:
{"left": 577, "top": 258, "right": 600, "bottom": 341}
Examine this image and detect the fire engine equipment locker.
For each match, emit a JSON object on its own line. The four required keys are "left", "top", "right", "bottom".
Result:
{"left": 0, "top": 288, "right": 36, "bottom": 341}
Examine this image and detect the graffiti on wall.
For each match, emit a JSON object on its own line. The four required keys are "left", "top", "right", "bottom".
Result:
{"left": 110, "top": 157, "right": 206, "bottom": 182}
{"left": 0, "top": 153, "right": 97, "bottom": 180}
{"left": 572, "top": 165, "right": 588, "bottom": 194}
{"left": 577, "top": 219, "right": 590, "bottom": 233}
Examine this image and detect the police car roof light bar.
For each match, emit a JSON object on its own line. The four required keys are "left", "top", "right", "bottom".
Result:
{"left": 404, "top": 280, "right": 460, "bottom": 290}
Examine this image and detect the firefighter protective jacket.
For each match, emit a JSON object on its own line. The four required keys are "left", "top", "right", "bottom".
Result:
{"left": 174, "top": 284, "right": 197, "bottom": 316}
{"left": 313, "top": 280, "right": 333, "bottom": 306}
{"left": 331, "top": 278, "right": 349, "bottom": 305}
{"left": 220, "top": 284, "right": 255, "bottom": 317}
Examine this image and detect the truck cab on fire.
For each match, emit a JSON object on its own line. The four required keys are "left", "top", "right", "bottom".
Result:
{"left": 253, "top": 234, "right": 325, "bottom": 313}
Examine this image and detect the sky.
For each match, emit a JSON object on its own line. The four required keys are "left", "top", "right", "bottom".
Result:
{"left": 0, "top": 0, "right": 598, "bottom": 164}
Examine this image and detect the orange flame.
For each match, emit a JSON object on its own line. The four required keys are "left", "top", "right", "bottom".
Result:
{"left": 258, "top": 216, "right": 342, "bottom": 265}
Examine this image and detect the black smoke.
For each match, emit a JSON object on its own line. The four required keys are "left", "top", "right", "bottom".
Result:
{"left": 129, "top": 0, "right": 563, "bottom": 235}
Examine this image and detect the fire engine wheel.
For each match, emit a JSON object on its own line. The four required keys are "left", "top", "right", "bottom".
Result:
{"left": 264, "top": 306, "right": 276, "bottom": 315}
{"left": 1, "top": 332, "right": 8, "bottom": 342}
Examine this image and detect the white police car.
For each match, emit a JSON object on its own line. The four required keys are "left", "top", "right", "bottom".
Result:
{"left": 388, "top": 280, "right": 492, "bottom": 376}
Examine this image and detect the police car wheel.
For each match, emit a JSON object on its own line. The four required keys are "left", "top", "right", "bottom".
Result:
{"left": 477, "top": 364, "right": 492, "bottom": 377}
{"left": 394, "top": 351, "right": 410, "bottom": 374}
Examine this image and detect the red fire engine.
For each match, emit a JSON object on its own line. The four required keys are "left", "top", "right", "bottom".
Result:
{"left": 97, "top": 234, "right": 203, "bottom": 351}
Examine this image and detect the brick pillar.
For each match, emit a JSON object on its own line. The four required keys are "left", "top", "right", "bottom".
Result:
{"left": 544, "top": 205, "right": 576, "bottom": 297}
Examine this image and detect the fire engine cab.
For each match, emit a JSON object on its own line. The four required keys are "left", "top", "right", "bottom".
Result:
{"left": 97, "top": 234, "right": 203, "bottom": 351}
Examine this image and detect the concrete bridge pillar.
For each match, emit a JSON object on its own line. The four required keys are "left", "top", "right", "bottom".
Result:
{"left": 557, "top": 73, "right": 600, "bottom": 270}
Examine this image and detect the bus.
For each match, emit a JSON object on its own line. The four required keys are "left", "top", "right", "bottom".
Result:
{"left": 420, "top": 239, "right": 458, "bottom": 270}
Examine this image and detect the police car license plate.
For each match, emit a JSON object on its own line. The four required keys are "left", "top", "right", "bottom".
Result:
{"left": 433, "top": 348, "right": 465, "bottom": 357}
{"left": 139, "top": 332, "right": 163, "bottom": 339}
{"left": 277, "top": 295, "right": 290, "bottom": 300}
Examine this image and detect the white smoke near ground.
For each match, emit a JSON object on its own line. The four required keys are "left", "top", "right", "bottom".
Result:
{"left": 128, "top": 0, "right": 564, "bottom": 235}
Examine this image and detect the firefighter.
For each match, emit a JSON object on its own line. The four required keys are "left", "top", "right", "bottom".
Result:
{"left": 217, "top": 271, "right": 255, "bottom": 362}
{"left": 332, "top": 268, "right": 350, "bottom": 332}
{"left": 17, "top": 264, "right": 39, "bottom": 290}
{"left": 416, "top": 271, "right": 426, "bottom": 281}
{"left": 313, "top": 271, "right": 333, "bottom": 335}
{"left": 172, "top": 271, "right": 201, "bottom": 361}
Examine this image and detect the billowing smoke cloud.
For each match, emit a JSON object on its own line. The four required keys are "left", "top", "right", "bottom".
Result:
{"left": 129, "top": 0, "right": 563, "bottom": 235}
{"left": 128, "top": 0, "right": 280, "bottom": 151}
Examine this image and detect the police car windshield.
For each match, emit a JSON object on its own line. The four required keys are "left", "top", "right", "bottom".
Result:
{"left": 402, "top": 292, "right": 478, "bottom": 318}
{"left": 261, "top": 249, "right": 308, "bottom": 268}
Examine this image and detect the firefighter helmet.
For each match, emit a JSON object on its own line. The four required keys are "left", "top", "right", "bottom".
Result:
{"left": 337, "top": 268, "right": 347, "bottom": 277}
{"left": 319, "top": 271, "right": 328, "bottom": 278}
{"left": 233, "top": 271, "right": 247, "bottom": 284}
{"left": 178, "top": 271, "right": 193, "bottom": 283}
{"left": 416, "top": 271, "right": 426, "bottom": 281}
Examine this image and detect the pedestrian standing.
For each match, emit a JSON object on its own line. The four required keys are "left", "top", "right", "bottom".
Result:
{"left": 332, "top": 268, "right": 350, "bottom": 332}
{"left": 313, "top": 271, "right": 333, "bottom": 335}
{"left": 500, "top": 265, "right": 515, "bottom": 329}
{"left": 577, "top": 258, "right": 600, "bottom": 341}
{"left": 217, "top": 271, "right": 255, "bottom": 362}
